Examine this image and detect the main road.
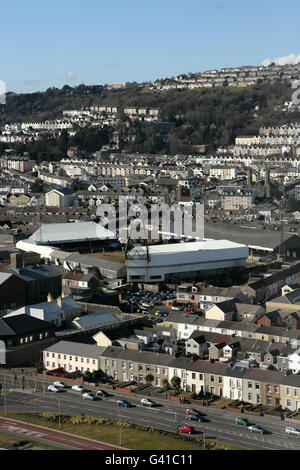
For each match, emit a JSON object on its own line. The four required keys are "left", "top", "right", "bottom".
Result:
{"left": 1, "top": 387, "right": 299, "bottom": 451}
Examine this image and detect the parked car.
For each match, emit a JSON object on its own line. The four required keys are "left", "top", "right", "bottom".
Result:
{"left": 72, "top": 384, "right": 86, "bottom": 393}
{"left": 82, "top": 392, "right": 97, "bottom": 401}
{"left": 185, "top": 408, "right": 201, "bottom": 415}
{"left": 53, "top": 381, "right": 68, "bottom": 389}
{"left": 140, "top": 398, "right": 156, "bottom": 407}
{"left": 96, "top": 389, "right": 110, "bottom": 398}
{"left": 48, "top": 384, "right": 63, "bottom": 393}
{"left": 235, "top": 417, "right": 250, "bottom": 426}
{"left": 178, "top": 425, "right": 194, "bottom": 435}
{"left": 117, "top": 399, "right": 132, "bottom": 407}
{"left": 186, "top": 414, "right": 207, "bottom": 422}
{"left": 248, "top": 425, "right": 265, "bottom": 434}
{"left": 285, "top": 426, "right": 300, "bottom": 436}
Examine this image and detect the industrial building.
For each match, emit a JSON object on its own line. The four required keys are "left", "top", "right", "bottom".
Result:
{"left": 126, "top": 239, "right": 249, "bottom": 283}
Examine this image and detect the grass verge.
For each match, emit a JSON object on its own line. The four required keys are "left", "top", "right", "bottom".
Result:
{"left": 0, "top": 412, "right": 247, "bottom": 451}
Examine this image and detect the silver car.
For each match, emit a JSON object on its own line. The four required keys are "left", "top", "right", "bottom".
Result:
{"left": 286, "top": 426, "right": 300, "bottom": 436}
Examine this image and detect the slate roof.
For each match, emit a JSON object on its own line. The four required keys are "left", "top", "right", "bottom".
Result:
{"left": 0, "top": 314, "right": 51, "bottom": 336}
{"left": 44, "top": 340, "right": 105, "bottom": 358}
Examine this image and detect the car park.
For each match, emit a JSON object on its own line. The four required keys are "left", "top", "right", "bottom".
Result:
{"left": 285, "top": 426, "right": 300, "bottom": 436}
{"left": 72, "top": 384, "right": 86, "bottom": 393}
{"left": 140, "top": 398, "right": 156, "bottom": 407}
{"left": 82, "top": 392, "right": 97, "bottom": 401}
{"left": 235, "top": 417, "right": 250, "bottom": 426}
{"left": 178, "top": 425, "right": 194, "bottom": 435}
{"left": 48, "top": 384, "right": 64, "bottom": 393}
{"left": 248, "top": 425, "right": 265, "bottom": 434}
{"left": 117, "top": 399, "right": 132, "bottom": 407}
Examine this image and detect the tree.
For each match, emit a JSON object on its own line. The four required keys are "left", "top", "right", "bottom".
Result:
{"left": 144, "top": 374, "right": 154, "bottom": 385}
{"left": 162, "top": 379, "right": 169, "bottom": 391}
{"left": 170, "top": 376, "right": 181, "bottom": 393}
{"left": 83, "top": 370, "right": 92, "bottom": 382}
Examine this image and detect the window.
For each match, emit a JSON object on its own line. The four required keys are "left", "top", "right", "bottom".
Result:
{"left": 173, "top": 369, "right": 178, "bottom": 377}
{"left": 139, "top": 375, "right": 143, "bottom": 383}
{"left": 295, "top": 389, "right": 299, "bottom": 397}
{"left": 112, "top": 360, "right": 116, "bottom": 367}
{"left": 275, "top": 386, "right": 279, "bottom": 394}
{"left": 287, "top": 399, "right": 292, "bottom": 407}
{"left": 146, "top": 365, "right": 151, "bottom": 373}
{"left": 52, "top": 353, "right": 55, "bottom": 358}
{"left": 248, "top": 382, "right": 252, "bottom": 388}
{"left": 156, "top": 378, "right": 160, "bottom": 386}
{"left": 39, "top": 333, "right": 43, "bottom": 339}
{"left": 138, "top": 364, "right": 143, "bottom": 371}
{"left": 64, "top": 355, "right": 66, "bottom": 360}
{"left": 287, "top": 388, "right": 291, "bottom": 395}
{"left": 255, "top": 383, "right": 259, "bottom": 390}
{"left": 267, "top": 385, "right": 271, "bottom": 393}
{"left": 29, "top": 336, "right": 33, "bottom": 342}
{"left": 218, "top": 377, "right": 222, "bottom": 384}
{"left": 192, "top": 373, "right": 196, "bottom": 380}
{"left": 69, "top": 356, "right": 72, "bottom": 361}
{"left": 122, "top": 362, "right": 126, "bottom": 369}
{"left": 87, "top": 359, "right": 89, "bottom": 364}
{"left": 199, "top": 374, "right": 203, "bottom": 380}
{"left": 163, "top": 368, "right": 167, "bottom": 375}
{"left": 267, "top": 396, "right": 272, "bottom": 405}
{"left": 210, "top": 375, "right": 215, "bottom": 382}
{"left": 75, "top": 357, "right": 78, "bottom": 362}
{"left": 248, "top": 393, "right": 252, "bottom": 401}
{"left": 129, "top": 362, "right": 133, "bottom": 370}
{"left": 156, "top": 367, "right": 160, "bottom": 374}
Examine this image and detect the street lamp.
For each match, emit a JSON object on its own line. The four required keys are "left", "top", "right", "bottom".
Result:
{"left": 118, "top": 412, "right": 122, "bottom": 446}
{"left": 58, "top": 397, "right": 61, "bottom": 430}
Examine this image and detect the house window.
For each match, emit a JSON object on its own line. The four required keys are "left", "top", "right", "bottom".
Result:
{"left": 248, "top": 393, "right": 252, "bottom": 401}
{"left": 275, "top": 386, "right": 279, "bottom": 393}
{"left": 69, "top": 356, "right": 72, "bottom": 361}
{"left": 267, "top": 385, "right": 271, "bottom": 393}
{"left": 192, "top": 373, "right": 196, "bottom": 380}
{"left": 248, "top": 382, "right": 252, "bottom": 388}
{"left": 139, "top": 375, "right": 143, "bottom": 383}
{"left": 156, "top": 378, "right": 160, "bottom": 386}
{"left": 122, "top": 362, "right": 126, "bottom": 369}
{"left": 199, "top": 374, "right": 203, "bottom": 380}
{"left": 156, "top": 367, "right": 160, "bottom": 374}
{"left": 112, "top": 360, "right": 116, "bottom": 367}
{"left": 39, "top": 333, "right": 43, "bottom": 339}
{"left": 295, "top": 389, "right": 299, "bottom": 397}
{"left": 210, "top": 376, "right": 215, "bottom": 382}
{"left": 146, "top": 365, "right": 151, "bottom": 373}
{"left": 218, "top": 377, "right": 222, "bottom": 383}
{"left": 173, "top": 369, "right": 178, "bottom": 377}
{"left": 129, "top": 362, "right": 133, "bottom": 369}
{"left": 163, "top": 368, "right": 167, "bottom": 375}
{"left": 75, "top": 357, "right": 78, "bottom": 362}
{"left": 52, "top": 353, "right": 55, "bottom": 358}
{"left": 138, "top": 364, "right": 143, "bottom": 371}
{"left": 255, "top": 383, "right": 259, "bottom": 390}
{"left": 287, "top": 388, "right": 291, "bottom": 395}
{"left": 287, "top": 399, "right": 292, "bottom": 407}
{"left": 267, "top": 396, "right": 272, "bottom": 405}
{"left": 64, "top": 355, "right": 66, "bottom": 360}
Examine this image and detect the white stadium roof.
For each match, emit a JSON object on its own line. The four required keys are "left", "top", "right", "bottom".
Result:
{"left": 28, "top": 222, "right": 115, "bottom": 244}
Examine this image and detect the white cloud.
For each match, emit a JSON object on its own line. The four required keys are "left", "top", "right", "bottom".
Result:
{"left": 262, "top": 54, "right": 300, "bottom": 67}
{"left": 65, "top": 69, "right": 76, "bottom": 81}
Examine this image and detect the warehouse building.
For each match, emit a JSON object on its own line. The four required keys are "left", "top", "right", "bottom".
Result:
{"left": 126, "top": 239, "right": 249, "bottom": 283}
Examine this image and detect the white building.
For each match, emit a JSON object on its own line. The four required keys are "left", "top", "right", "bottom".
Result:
{"left": 126, "top": 239, "right": 249, "bottom": 283}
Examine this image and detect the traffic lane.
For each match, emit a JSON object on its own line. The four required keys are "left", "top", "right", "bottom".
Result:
{"left": 0, "top": 392, "right": 290, "bottom": 450}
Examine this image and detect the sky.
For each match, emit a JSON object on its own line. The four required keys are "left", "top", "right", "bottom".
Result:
{"left": 1, "top": 0, "right": 300, "bottom": 94}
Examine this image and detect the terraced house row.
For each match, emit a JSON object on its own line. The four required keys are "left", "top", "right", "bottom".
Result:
{"left": 100, "top": 346, "right": 300, "bottom": 412}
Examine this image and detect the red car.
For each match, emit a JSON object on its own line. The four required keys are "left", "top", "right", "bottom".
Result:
{"left": 185, "top": 408, "right": 200, "bottom": 415}
{"left": 184, "top": 308, "right": 193, "bottom": 312}
{"left": 178, "top": 425, "right": 194, "bottom": 435}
